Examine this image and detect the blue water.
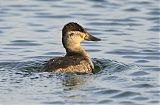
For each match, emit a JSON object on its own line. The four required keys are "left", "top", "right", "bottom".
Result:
{"left": 0, "top": 0, "right": 159, "bottom": 105}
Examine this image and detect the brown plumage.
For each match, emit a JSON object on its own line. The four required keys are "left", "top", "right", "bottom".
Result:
{"left": 43, "top": 22, "right": 101, "bottom": 73}
{"left": 44, "top": 55, "right": 93, "bottom": 73}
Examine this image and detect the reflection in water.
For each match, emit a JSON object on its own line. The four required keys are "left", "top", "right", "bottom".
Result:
{"left": 56, "top": 73, "right": 91, "bottom": 104}
{"left": 61, "top": 74, "right": 88, "bottom": 91}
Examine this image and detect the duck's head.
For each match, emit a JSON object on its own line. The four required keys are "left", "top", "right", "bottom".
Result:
{"left": 62, "top": 22, "right": 101, "bottom": 50}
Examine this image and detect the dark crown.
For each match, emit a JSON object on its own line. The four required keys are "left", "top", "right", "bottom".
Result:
{"left": 62, "top": 22, "right": 86, "bottom": 34}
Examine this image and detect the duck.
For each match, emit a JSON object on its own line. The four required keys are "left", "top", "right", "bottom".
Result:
{"left": 43, "top": 22, "right": 101, "bottom": 73}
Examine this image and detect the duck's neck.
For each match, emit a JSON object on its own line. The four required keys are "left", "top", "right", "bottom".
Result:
{"left": 65, "top": 45, "right": 88, "bottom": 57}
{"left": 65, "top": 45, "right": 94, "bottom": 70}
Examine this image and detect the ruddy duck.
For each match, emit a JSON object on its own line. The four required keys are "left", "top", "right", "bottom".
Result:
{"left": 43, "top": 22, "right": 101, "bottom": 73}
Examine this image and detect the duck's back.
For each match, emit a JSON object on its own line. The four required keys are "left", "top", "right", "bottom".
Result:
{"left": 43, "top": 55, "right": 93, "bottom": 73}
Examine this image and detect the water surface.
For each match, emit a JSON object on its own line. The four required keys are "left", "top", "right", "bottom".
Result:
{"left": 0, "top": 0, "right": 159, "bottom": 105}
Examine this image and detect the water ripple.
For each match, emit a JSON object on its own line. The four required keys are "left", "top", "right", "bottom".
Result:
{"left": 6, "top": 40, "right": 42, "bottom": 46}
{"left": 111, "top": 91, "right": 140, "bottom": 98}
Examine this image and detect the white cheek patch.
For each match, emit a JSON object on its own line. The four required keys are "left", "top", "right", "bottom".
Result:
{"left": 66, "top": 31, "right": 86, "bottom": 43}
{"left": 68, "top": 31, "right": 85, "bottom": 39}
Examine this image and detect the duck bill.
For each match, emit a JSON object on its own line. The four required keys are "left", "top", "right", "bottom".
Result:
{"left": 84, "top": 34, "right": 101, "bottom": 41}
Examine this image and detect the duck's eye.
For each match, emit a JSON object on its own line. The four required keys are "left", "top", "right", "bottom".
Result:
{"left": 69, "top": 32, "right": 74, "bottom": 36}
